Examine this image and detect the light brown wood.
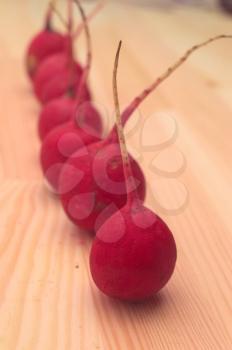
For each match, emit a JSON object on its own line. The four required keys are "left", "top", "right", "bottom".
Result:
{"left": 0, "top": 1, "right": 232, "bottom": 349}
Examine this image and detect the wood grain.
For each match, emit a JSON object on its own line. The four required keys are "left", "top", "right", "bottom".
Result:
{"left": 0, "top": 1, "right": 232, "bottom": 349}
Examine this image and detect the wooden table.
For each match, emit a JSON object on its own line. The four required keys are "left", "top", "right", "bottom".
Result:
{"left": 0, "top": 1, "right": 232, "bottom": 349}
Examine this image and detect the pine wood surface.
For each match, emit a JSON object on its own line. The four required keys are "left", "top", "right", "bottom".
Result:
{"left": 0, "top": 1, "right": 232, "bottom": 349}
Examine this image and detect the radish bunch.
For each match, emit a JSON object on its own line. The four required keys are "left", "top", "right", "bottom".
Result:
{"left": 25, "top": 0, "right": 232, "bottom": 301}
{"left": 59, "top": 34, "right": 232, "bottom": 233}
{"left": 40, "top": 0, "right": 103, "bottom": 191}
{"left": 26, "top": 0, "right": 105, "bottom": 107}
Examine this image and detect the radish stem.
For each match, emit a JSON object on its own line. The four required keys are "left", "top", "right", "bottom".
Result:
{"left": 45, "top": 0, "right": 56, "bottom": 29}
{"left": 73, "top": 0, "right": 92, "bottom": 104}
{"left": 73, "top": 0, "right": 106, "bottom": 39}
{"left": 50, "top": 2, "right": 68, "bottom": 29}
{"left": 113, "top": 41, "right": 140, "bottom": 204}
{"left": 121, "top": 34, "right": 232, "bottom": 126}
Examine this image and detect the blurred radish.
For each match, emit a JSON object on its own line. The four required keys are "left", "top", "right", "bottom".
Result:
{"left": 38, "top": 0, "right": 104, "bottom": 139}
{"left": 40, "top": 0, "right": 103, "bottom": 190}
{"left": 34, "top": 0, "right": 83, "bottom": 105}
{"left": 25, "top": 0, "right": 67, "bottom": 79}
{"left": 33, "top": 0, "right": 105, "bottom": 104}
{"left": 26, "top": 0, "right": 105, "bottom": 81}
{"left": 38, "top": 97, "right": 102, "bottom": 140}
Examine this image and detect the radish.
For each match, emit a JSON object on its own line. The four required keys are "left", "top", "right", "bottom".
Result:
{"left": 26, "top": 0, "right": 105, "bottom": 81}
{"left": 33, "top": 51, "right": 84, "bottom": 103}
{"left": 38, "top": 97, "right": 77, "bottom": 140}
{"left": 38, "top": 0, "right": 103, "bottom": 139}
{"left": 35, "top": 66, "right": 91, "bottom": 105}
{"left": 40, "top": 0, "right": 103, "bottom": 191}
{"left": 34, "top": 0, "right": 83, "bottom": 105}
{"left": 38, "top": 98, "right": 102, "bottom": 140}
{"left": 33, "top": 0, "right": 105, "bottom": 104}
{"left": 90, "top": 41, "right": 177, "bottom": 301}
{"left": 40, "top": 121, "right": 101, "bottom": 191}
{"left": 59, "top": 34, "right": 232, "bottom": 232}
{"left": 25, "top": 0, "right": 67, "bottom": 80}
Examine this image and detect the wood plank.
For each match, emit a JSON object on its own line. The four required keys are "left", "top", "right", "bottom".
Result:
{"left": 0, "top": 2, "right": 231, "bottom": 349}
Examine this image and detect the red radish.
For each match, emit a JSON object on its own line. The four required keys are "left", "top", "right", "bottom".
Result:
{"left": 35, "top": 66, "right": 91, "bottom": 105}
{"left": 40, "top": 121, "right": 101, "bottom": 191}
{"left": 33, "top": 0, "right": 105, "bottom": 104}
{"left": 34, "top": 0, "right": 83, "bottom": 105}
{"left": 38, "top": 0, "right": 103, "bottom": 139}
{"left": 90, "top": 41, "right": 177, "bottom": 301}
{"left": 33, "top": 51, "right": 84, "bottom": 103}
{"left": 26, "top": 0, "right": 105, "bottom": 80}
{"left": 59, "top": 34, "right": 232, "bottom": 232}
{"left": 40, "top": 0, "right": 103, "bottom": 190}
{"left": 38, "top": 97, "right": 78, "bottom": 140}
{"left": 38, "top": 97, "right": 102, "bottom": 140}
{"left": 25, "top": 0, "right": 67, "bottom": 79}
{"left": 59, "top": 140, "right": 146, "bottom": 231}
